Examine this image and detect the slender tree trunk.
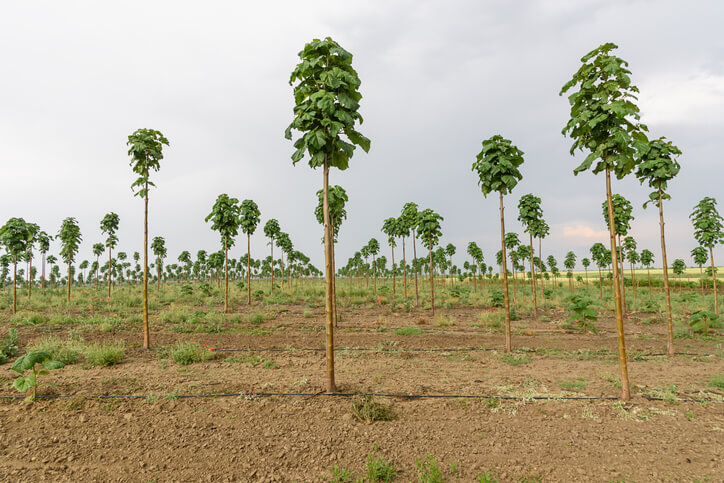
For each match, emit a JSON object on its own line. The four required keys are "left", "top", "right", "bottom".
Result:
{"left": 247, "top": 234, "right": 252, "bottom": 304}
{"left": 143, "top": 182, "right": 150, "bottom": 350}
{"left": 412, "top": 231, "right": 419, "bottom": 307}
{"left": 332, "top": 239, "right": 338, "bottom": 329}
{"left": 429, "top": 248, "right": 435, "bottom": 316}
{"left": 618, "top": 235, "right": 626, "bottom": 318}
{"left": 657, "top": 191, "right": 674, "bottom": 357}
{"left": 606, "top": 169, "right": 630, "bottom": 401}
{"left": 270, "top": 241, "right": 274, "bottom": 295}
{"left": 108, "top": 247, "right": 112, "bottom": 298}
{"left": 322, "top": 158, "right": 336, "bottom": 393}
{"left": 402, "top": 237, "right": 407, "bottom": 299}
{"left": 598, "top": 266, "right": 603, "bottom": 299}
{"left": 373, "top": 254, "right": 377, "bottom": 295}
{"left": 647, "top": 266, "right": 652, "bottom": 299}
{"left": 41, "top": 253, "right": 46, "bottom": 290}
{"left": 711, "top": 247, "right": 719, "bottom": 316}
{"left": 630, "top": 262, "right": 636, "bottom": 307}
{"left": 27, "top": 254, "right": 32, "bottom": 298}
{"left": 67, "top": 260, "right": 71, "bottom": 302}
{"left": 12, "top": 258, "right": 17, "bottom": 314}
{"left": 539, "top": 238, "right": 545, "bottom": 303}
{"left": 391, "top": 245, "right": 396, "bottom": 298}
{"left": 224, "top": 238, "right": 229, "bottom": 313}
{"left": 700, "top": 266, "right": 704, "bottom": 301}
{"left": 499, "top": 192, "right": 512, "bottom": 353}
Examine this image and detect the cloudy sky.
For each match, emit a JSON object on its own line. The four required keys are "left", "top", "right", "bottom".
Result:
{"left": 2, "top": 0, "right": 723, "bottom": 271}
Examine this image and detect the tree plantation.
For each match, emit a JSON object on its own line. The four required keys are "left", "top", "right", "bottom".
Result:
{"left": 1, "top": 36, "right": 723, "bottom": 482}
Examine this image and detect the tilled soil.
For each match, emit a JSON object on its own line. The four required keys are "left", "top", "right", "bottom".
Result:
{"left": 1, "top": 304, "right": 723, "bottom": 481}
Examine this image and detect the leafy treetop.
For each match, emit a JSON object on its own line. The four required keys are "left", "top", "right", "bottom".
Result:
{"left": 472, "top": 135, "right": 524, "bottom": 196}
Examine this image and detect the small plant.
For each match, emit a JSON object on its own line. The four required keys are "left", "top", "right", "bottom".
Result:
{"left": 640, "top": 299, "right": 660, "bottom": 314}
{"left": 365, "top": 453, "right": 399, "bottom": 482}
{"left": 330, "top": 465, "right": 354, "bottom": 483}
{"left": 167, "top": 341, "right": 216, "bottom": 365}
{"left": 351, "top": 396, "right": 395, "bottom": 424}
{"left": 84, "top": 341, "right": 125, "bottom": 366}
{"left": 416, "top": 455, "right": 444, "bottom": 483}
{"left": 180, "top": 284, "right": 194, "bottom": 296}
{"left": 0, "top": 328, "right": 20, "bottom": 364}
{"left": 477, "top": 472, "right": 500, "bottom": 483}
{"left": 689, "top": 310, "right": 720, "bottom": 335}
{"left": 488, "top": 289, "right": 504, "bottom": 308}
{"left": 565, "top": 295, "right": 598, "bottom": 332}
{"left": 11, "top": 351, "right": 65, "bottom": 401}
{"left": 500, "top": 353, "right": 531, "bottom": 366}
{"left": 199, "top": 283, "right": 213, "bottom": 296}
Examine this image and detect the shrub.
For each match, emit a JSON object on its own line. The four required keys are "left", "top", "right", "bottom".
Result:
{"left": 488, "top": 290, "right": 504, "bottom": 308}
{"left": 0, "top": 329, "right": 20, "bottom": 364}
{"left": 167, "top": 341, "right": 215, "bottom": 365}
{"left": 689, "top": 310, "right": 720, "bottom": 335}
{"left": 84, "top": 341, "right": 125, "bottom": 366}
{"left": 351, "top": 396, "right": 395, "bottom": 424}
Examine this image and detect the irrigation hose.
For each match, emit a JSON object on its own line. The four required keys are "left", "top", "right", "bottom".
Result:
{"left": 1, "top": 390, "right": 714, "bottom": 403}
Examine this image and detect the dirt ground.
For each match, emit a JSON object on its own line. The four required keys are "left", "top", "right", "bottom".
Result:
{"left": 1, "top": 304, "right": 723, "bottom": 481}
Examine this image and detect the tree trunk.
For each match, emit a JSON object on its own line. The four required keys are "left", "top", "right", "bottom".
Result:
{"left": 700, "top": 266, "right": 704, "bottom": 301}
{"left": 373, "top": 254, "right": 377, "bottom": 295}
{"left": 27, "top": 254, "right": 32, "bottom": 298}
{"left": 657, "top": 190, "right": 674, "bottom": 357}
{"left": 247, "top": 234, "right": 252, "bottom": 304}
{"left": 711, "top": 247, "right": 719, "bottom": 317}
{"left": 539, "top": 238, "right": 545, "bottom": 303}
{"left": 270, "top": 241, "right": 274, "bottom": 295}
{"left": 647, "top": 266, "right": 652, "bottom": 299}
{"left": 618, "top": 235, "right": 626, "bottom": 317}
{"left": 499, "top": 192, "right": 512, "bottom": 353}
{"left": 67, "top": 260, "right": 71, "bottom": 302}
{"left": 598, "top": 266, "right": 603, "bottom": 300}
{"left": 224, "top": 238, "right": 229, "bottom": 313}
{"left": 143, "top": 181, "right": 150, "bottom": 350}
{"left": 332, "top": 238, "right": 338, "bottom": 329}
{"left": 41, "top": 253, "right": 46, "bottom": 290}
{"left": 322, "top": 158, "right": 336, "bottom": 393}
{"left": 429, "top": 248, "right": 435, "bottom": 316}
{"left": 12, "top": 258, "right": 17, "bottom": 314}
{"left": 402, "top": 237, "right": 407, "bottom": 299}
{"left": 391, "top": 245, "right": 396, "bottom": 298}
{"left": 606, "top": 169, "right": 630, "bottom": 401}
{"left": 108, "top": 247, "right": 112, "bottom": 298}
{"left": 412, "top": 231, "right": 419, "bottom": 306}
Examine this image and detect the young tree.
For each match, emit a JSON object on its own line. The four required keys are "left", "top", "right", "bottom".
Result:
{"left": 57, "top": 217, "right": 82, "bottom": 302}
{"left": 178, "top": 251, "right": 192, "bottom": 282}
{"left": 472, "top": 134, "right": 524, "bottom": 353}
{"left": 285, "top": 37, "right": 370, "bottom": 393}
{"left": 445, "top": 243, "right": 456, "bottom": 287}
{"left": 690, "top": 197, "right": 723, "bottom": 315}
{"left": 23, "top": 223, "right": 39, "bottom": 298}
{"left": 36, "top": 231, "right": 51, "bottom": 290}
{"left": 564, "top": 251, "right": 577, "bottom": 293}
{"left": 691, "top": 246, "right": 709, "bottom": 300}
{"left": 640, "top": 248, "right": 655, "bottom": 299}
{"left": 672, "top": 259, "right": 686, "bottom": 293}
{"left": 622, "top": 236, "right": 639, "bottom": 305}
{"left": 581, "top": 257, "right": 591, "bottom": 285}
{"left": 561, "top": 42, "right": 648, "bottom": 400}
{"left": 602, "top": 194, "right": 635, "bottom": 312}
{"left": 416, "top": 209, "right": 444, "bottom": 315}
{"left": 205, "top": 194, "right": 242, "bottom": 313}
{"left": 401, "top": 203, "right": 421, "bottom": 306}
{"left": 517, "top": 194, "right": 544, "bottom": 318}
{"left": 127, "top": 128, "right": 169, "bottom": 350}
{"left": 263, "top": 219, "right": 280, "bottom": 295}
{"left": 100, "top": 212, "right": 120, "bottom": 298}
{"left": 635, "top": 137, "right": 681, "bottom": 354}
{"left": 381, "top": 217, "right": 399, "bottom": 297}
{"left": 92, "top": 243, "right": 104, "bottom": 287}
{"left": 0, "top": 218, "right": 34, "bottom": 313}
{"left": 151, "top": 236, "right": 167, "bottom": 291}
{"left": 239, "top": 199, "right": 261, "bottom": 305}
{"left": 367, "top": 238, "right": 380, "bottom": 294}
{"left": 315, "top": 185, "right": 348, "bottom": 327}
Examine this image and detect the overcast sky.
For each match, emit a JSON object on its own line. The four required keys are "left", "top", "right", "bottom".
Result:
{"left": 2, "top": 0, "right": 723, "bottom": 271}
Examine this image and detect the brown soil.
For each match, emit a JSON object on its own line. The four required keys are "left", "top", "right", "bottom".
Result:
{"left": 1, "top": 304, "right": 723, "bottom": 481}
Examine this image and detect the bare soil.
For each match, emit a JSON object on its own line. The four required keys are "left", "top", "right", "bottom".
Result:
{"left": 1, "top": 303, "right": 723, "bottom": 481}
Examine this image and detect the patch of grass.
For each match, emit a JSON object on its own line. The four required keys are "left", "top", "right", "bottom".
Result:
{"left": 708, "top": 373, "right": 724, "bottom": 389}
{"left": 246, "top": 312, "right": 266, "bottom": 325}
{"left": 84, "top": 341, "right": 125, "bottom": 366}
{"left": 330, "top": 465, "right": 354, "bottom": 483}
{"left": 416, "top": 455, "right": 444, "bottom": 483}
{"left": 557, "top": 378, "right": 587, "bottom": 391}
{"left": 395, "top": 327, "right": 422, "bottom": 335}
{"left": 477, "top": 473, "right": 500, "bottom": 483}
{"left": 500, "top": 353, "right": 531, "bottom": 366}
{"left": 32, "top": 336, "right": 85, "bottom": 365}
{"left": 166, "top": 341, "right": 215, "bottom": 365}
{"left": 365, "top": 453, "right": 399, "bottom": 482}
{"left": 351, "top": 396, "right": 396, "bottom": 424}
